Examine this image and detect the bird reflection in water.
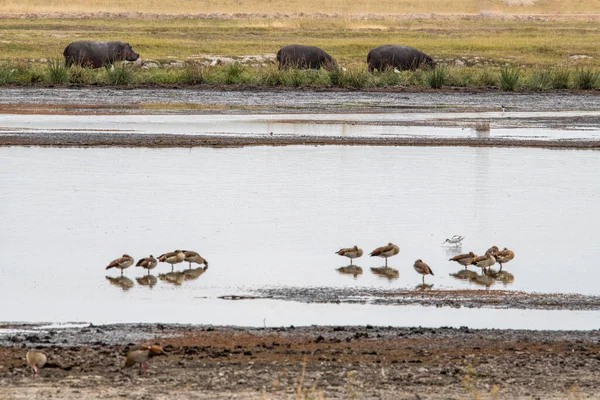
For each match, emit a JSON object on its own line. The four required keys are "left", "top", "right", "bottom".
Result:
{"left": 158, "top": 271, "right": 185, "bottom": 286}
{"left": 469, "top": 273, "right": 495, "bottom": 288}
{"left": 183, "top": 265, "right": 209, "bottom": 281}
{"left": 106, "top": 275, "right": 134, "bottom": 290}
{"left": 370, "top": 266, "right": 399, "bottom": 280}
{"left": 336, "top": 265, "right": 363, "bottom": 278}
{"left": 450, "top": 269, "right": 478, "bottom": 281}
{"left": 136, "top": 274, "right": 158, "bottom": 288}
{"left": 415, "top": 283, "right": 434, "bottom": 291}
{"left": 485, "top": 269, "right": 515, "bottom": 285}
{"left": 473, "top": 122, "right": 490, "bottom": 138}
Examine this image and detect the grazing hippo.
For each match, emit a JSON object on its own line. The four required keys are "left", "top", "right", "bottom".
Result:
{"left": 63, "top": 41, "right": 140, "bottom": 68}
{"left": 277, "top": 45, "right": 337, "bottom": 70}
{"left": 367, "top": 45, "right": 434, "bottom": 72}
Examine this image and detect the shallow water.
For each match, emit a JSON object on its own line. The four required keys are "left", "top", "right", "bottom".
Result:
{"left": 1, "top": 145, "right": 599, "bottom": 329}
{"left": 2, "top": 113, "right": 600, "bottom": 141}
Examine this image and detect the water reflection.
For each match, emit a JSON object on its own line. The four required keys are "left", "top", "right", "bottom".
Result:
{"left": 370, "top": 267, "right": 399, "bottom": 280}
{"left": 473, "top": 122, "right": 491, "bottom": 138}
{"left": 136, "top": 274, "right": 158, "bottom": 288}
{"left": 183, "top": 266, "right": 209, "bottom": 281}
{"left": 450, "top": 269, "right": 478, "bottom": 281}
{"left": 106, "top": 276, "right": 134, "bottom": 291}
{"left": 158, "top": 271, "right": 185, "bottom": 286}
{"left": 415, "top": 283, "right": 434, "bottom": 291}
{"left": 336, "top": 265, "right": 363, "bottom": 278}
{"left": 486, "top": 269, "right": 515, "bottom": 285}
{"left": 469, "top": 273, "right": 496, "bottom": 288}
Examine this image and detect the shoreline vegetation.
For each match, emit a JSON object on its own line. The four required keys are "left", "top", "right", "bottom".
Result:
{"left": 1, "top": 61, "right": 600, "bottom": 91}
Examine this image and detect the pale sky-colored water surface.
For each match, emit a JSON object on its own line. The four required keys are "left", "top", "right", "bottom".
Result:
{"left": 1, "top": 146, "right": 599, "bottom": 328}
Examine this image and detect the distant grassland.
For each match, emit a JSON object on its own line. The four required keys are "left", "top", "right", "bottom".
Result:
{"left": 1, "top": 17, "right": 599, "bottom": 67}
{"left": 2, "top": 0, "right": 600, "bottom": 15}
{"left": 1, "top": 0, "right": 600, "bottom": 90}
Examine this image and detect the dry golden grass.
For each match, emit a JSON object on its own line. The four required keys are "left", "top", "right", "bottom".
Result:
{"left": 2, "top": 0, "right": 600, "bottom": 15}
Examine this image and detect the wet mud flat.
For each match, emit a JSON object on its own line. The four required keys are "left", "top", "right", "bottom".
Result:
{"left": 252, "top": 287, "right": 600, "bottom": 311}
{"left": 1, "top": 324, "right": 600, "bottom": 399}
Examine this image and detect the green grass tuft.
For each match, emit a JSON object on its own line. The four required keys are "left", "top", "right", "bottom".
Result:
{"left": 573, "top": 67, "right": 599, "bottom": 90}
{"left": 105, "top": 64, "right": 135, "bottom": 85}
{"left": 46, "top": 58, "right": 69, "bottom": 84}
{"left": 425, "top": 65, "right": 449, "bottom": 89}
{"left": 499, "top": 67, "right": 520, "bottom": 91}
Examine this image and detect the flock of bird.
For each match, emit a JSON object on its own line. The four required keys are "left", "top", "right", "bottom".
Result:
{"left": 25, "top": 344, "right": 165, "bottom": 377}
{"left": 106, "top": 249, "right": 208, "bottom": 276}
{"left": 335, "top": 237, "right": 515, "bottom": 284}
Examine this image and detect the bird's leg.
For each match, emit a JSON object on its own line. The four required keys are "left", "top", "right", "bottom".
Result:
{"left": 350, "top": 259, "right": 353, "bottom": 266}
{"left": 499, "top": 263, "right": 503, "bottom": 272}
{"left": 138, "top": 363, "right": 143, "bottom": 375}
{"left": 188, "top": 262, "right": 192, "bottom": 269}
{"left": 171, "top": 264, "right": 174, "bottom": 272}
{"left": 422, "top": 275, "right": 425, "bottom": 284}
{"left": 120, "top": 269, "right": 123, "bottom": 277}
{"left": 385, "top": 258, "right": 388, "bottom": 268}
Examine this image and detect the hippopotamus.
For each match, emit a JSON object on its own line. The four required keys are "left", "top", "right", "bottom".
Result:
{"left": 277, "top": 45, "right": 337, "bottom": 70}
{"left": 367, "top": 45, "right": 434, "bottom": 72}
{"left": 63, "top": 41, "right": 140, "bottom": 68}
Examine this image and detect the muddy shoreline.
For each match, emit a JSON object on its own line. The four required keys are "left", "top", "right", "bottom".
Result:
{"left": 2, "top": 323, "right": 600, "bottom": 399}
{"left": 2, "top": 88, "right": 600, "bottom": 149}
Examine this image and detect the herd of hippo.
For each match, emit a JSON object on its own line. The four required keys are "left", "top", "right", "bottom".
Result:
{"left": 62, "top": 41, "right": 435, "bottom": 72}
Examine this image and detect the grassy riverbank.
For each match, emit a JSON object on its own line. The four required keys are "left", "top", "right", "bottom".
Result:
{"left": 1, "top": 61, "right": 599, "bottom": 91}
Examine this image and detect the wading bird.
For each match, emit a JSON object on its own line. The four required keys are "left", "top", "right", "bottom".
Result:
{"left": 413, "top": 259, "right": 434, "bottom": 284}
{"left": 442, "top": 235, "right": 465, "bottom": 247}
{"left": 495, "top": 248, "right": 515, "bottom": 271}
{"left": 449, "top": 251, "right": 477, "bottom": 269}
{"left": 335, "top": 245, "right": 363, "bottom": 266}
{"left": 182, "top": 250, "right": 208, "bottom": 269}
{"left": 106, "top": 254, "right": 134, "bottom": 276}
{"left": 369, "top": 243, "right": 400, "bottom": 267}
{"left": 158, "top": 250, "right": 185, "bottom": 271}
{"left": 136, "top": 255, "right": 157, "bottom": 274}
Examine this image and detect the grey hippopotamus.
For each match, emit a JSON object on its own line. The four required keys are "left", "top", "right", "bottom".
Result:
{"left": 277, "top": 45, "right": 337, "bottom": 70}
{"left": 367, "top": 45, "right": 434, "bottom": 72}
{"left": 63, "top": 41, "right": 140, "bottom": 68}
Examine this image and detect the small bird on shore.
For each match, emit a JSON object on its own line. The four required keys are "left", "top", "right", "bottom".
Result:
{"left": 106, "top": 254, "right": 134, "bottom": 276}
{"left": 182, "top": 250, "right": 208, "bottom": 269}
{"left": 413, "top": 259, "right": 434, "bottom": 284}
{"left": 136, "top": 255, "right": 157, "bottom": 273}
{"left": 369, "top": 243, "right": 400, "bottom": 267}
{"left": 442, "top": 235, "right": 465, "bottom": 247}
{"left": 335, "top": 245, "right": 363, "bottom": 266}
{"left": 26, "top": 351, "right": 47, "bottom": 377}
{"left": 495, "top": 248, "right": 515, "bottom": 271}
{"left": 125, "top": 344, "right": 165, "bottom": 375}
{"left": 449, "top": 252, "right": 477, "bottom": 269}
{"left": 158, "top": 250, "right": 185, "bottom": 271}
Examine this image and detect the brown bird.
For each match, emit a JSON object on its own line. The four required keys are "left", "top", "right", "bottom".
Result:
{"left": 106, "top": 254, "right": 134, "bottom": 276}
{"left": 471, "top": 253, "right": 496, "bottom": 272}
{"left": 158, "top": 250, "right": 185, "bottom": 271}
{"left": 369, "top": 243, "right": 400, "bottom": 267}
{"left": 449, "top": 252, "right": 477, "bottom": 270}
{"left": 413, "top": 259, "right": 434, "bottom": 284}
{"left": 124, "top": 344, "right": 165, "bottom": 375}
{"left": 26, "top": 351, "right": 47, "bottom": 377}
{"left": 136, "top": 255, "right": 157, "bottom": 273}
{"left": 495, "top": 248, "right": 515, "bottom": 271}
{"left": 485, "top": 246, "right": 500, "bottom": 257}
{"left": 335, "top": 245, "right": 363, "bottom": 266}
{"left": 182, "top": 250, "right": 208, "bottom": 269}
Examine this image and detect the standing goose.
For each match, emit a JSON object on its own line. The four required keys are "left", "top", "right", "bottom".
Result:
{"left": 495, "top": 248, "right": 515, "bottom": 271}
{"left": 485, "top": 246, "right": 500, "bottom": 257}
{"left": 471, "top": 253, "right": 496, "bottom": 272}
{"left": 369, "top": 243, "right": 400, "bottom": 267}
{"left": 335, "top": 245, "right": 363, "bottom": 266}
{"left": 413, "top": 259, "right": 434, "bottom": 283}
{"left": 125, "top": 344, "right": 165, "bottom": 375}
{"left": 106, "top": 254, "right": 134, "bottom": 276}
{"left": 158, "top": 250, "right": 185, "bottom": 271}
{"left": 449, "top": 252, "right": 477, "bottom": 270}
{"left": 182, "top": 250, "right": 208, "bottom": 269}
{"left": 26, "top": 351, "right": 47, "bottom": 377}
{"left": 136, "top": 255, "right": 157, "bottom": 274}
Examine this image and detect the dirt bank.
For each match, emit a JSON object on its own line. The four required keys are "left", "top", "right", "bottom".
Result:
{"left": 1, "top": 324, "right": 600, "bottom": 399}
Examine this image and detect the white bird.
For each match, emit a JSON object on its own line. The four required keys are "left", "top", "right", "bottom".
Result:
{"left": 442, "top": 235, "right": 465, "bottom": 247}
